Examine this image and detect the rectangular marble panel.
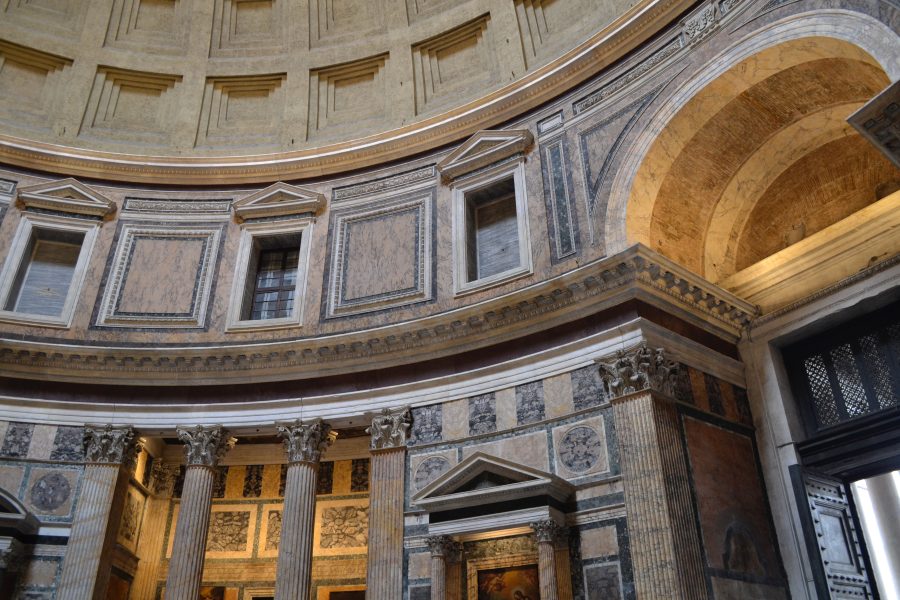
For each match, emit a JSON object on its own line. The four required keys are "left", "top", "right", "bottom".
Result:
{"left": 408, "top": 550, "right": 431, "bottom": 579}
{"left": 318, "top": 461, "right": 334, "bottom": 495}
{"left": 26, "top": 425, "right": 57, "bottom": 460}
{"left": 333, "top": 459, "right": 351, "bottom": 494}
{"left": 1, "top": 422, "right": 34, "bottom": 457}
{"left": 516, "top": 381, "right": 545, "bottom": 425}
{"left": 571, "top": 365, "right": 605, "bottom": 411}
{"left": 468, "top": 393, "right": 496, "bottom": 436}
{"left": 350, "top": 458, "right": 369, "bottom": 492}
{"left": 409, "top": 450, "right": 455, "bottom": 496}
{"left": 0, "top": 464, "right": 25, "bottom": 497}
{"left": 314, "top": 498, "right": 369, "bottom": 556}
{"left": 584, "top": 562, "right": 622, "bottom": 600}
{"left": 410, "top": 404, "right": 442, "bottom": 445}
{"left": 495, "top": 387, "right": 517, "bottom": 430}
{"left": 580, "top": 526, "right": 618, "bottom": 559}
{"left": 543, "top": 372, "right": 574, "bottom": 418}
{"left": 540, "top": 136, "right": 579, "bottom": 261}
{"left": 243, "top": 464, "right": 263, "bottom": 498}
{"left": 462, "top": 431, "right": 549, "bottom": 471}
{"left": 50, "top": 426, "right": 84, "bottom": 461}
{"left": 212, "top": 466, "right": 229, "bottom": 498}
{"left": 206, "top": 510, "right": 251, "bottom": 553}
{"left": 24, "top": 466, "right": 80, "bottom": 518}
{"left": 704, "top": 373, "right": 725, "bottom": 416}
{"left": 442, "top": 399, "right": 468, "bottom": 440}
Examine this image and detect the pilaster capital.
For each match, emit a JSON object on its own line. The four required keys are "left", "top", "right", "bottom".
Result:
{"left": 530, "top": 519, "right": 566, "bottom": 545}
{"left": 176, "top": 425, "right": 236, "bottom": 468}
{"left": 149, "top": 459, "right": 179, "bottom": 496}
{"left": 597, "top": 342, "right": 681, "bottom": 399}
{"left": 276, "top": 418, "right": 337, "bottom": 464}
{"left": 366, "top": 407, "right": 411, "bottom": 450}
{"left": 83, "top": 424, "right": 138, "bottom": 466}
{"left": 426, "top": 535, "right": 458, "bottom": 558}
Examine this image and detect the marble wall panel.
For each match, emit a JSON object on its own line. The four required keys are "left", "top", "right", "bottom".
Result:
{"left": 410, "top": 404, "right": 442, "bottom": 445}
{"left": 260, "top": 504, "right": 282, "bottom": 557}
{"left": 683, "top": 415, "right": 784, "bottom": 587}
{"left": 552, "top": 415, "right": 609, "bottom": 479}
{"left": 515, "top": 380, "right": 546, "bottom": 425}
{"left": 18, "top": 556, "right": 62, "bottom": 598}
{"left": 409, "top": 450, "right": 456, "bottom": 495}
{"left": 95, "top": 223, "right": 223, "bottom": 328}
{"left": 350, "top": 458, "right": 369, "bottom": 492}
{"left": 118, "top": 484, "right": 146, "bottom": 553}
{"left": 318, "top": 460, "right": 335, "bottom": 495}
{"left": 1, "top": 422, "right": 34, "bottom": 457}
{"left": 325, "top": 192, "right": 435, "bottom": 318}
{"left": 468, "top": 392, "right": 497, "bottom": 436}
{"left": 212, "top": 465, "right": 229, "bottom": 498}
{"left": 313, "top": 498, "right": 369, "bottom": 556}
{"left": 461, "top": 430, "right": 549, "bottom": 471}
{"left": 49, "top": 425, "right": 84, "bottom": 461}
{"left": 580, "top": 525, "right": 618, "bottom": 560}
{"left": 540, "top": 134, "right": 580, "bottom": 262}
{"left": 243, "top": 464, "right": 263, "bottom": 498}
{"left": 441, "top": 399, "right": 468, "bottom": 440}
{"left": 206, "top": 510, "right": 252, "bottom": 553}
{"left": 495, "top": 387, "right": 518, "bottom": 430}
{"left": 571, "top": 365, "right": 605, "bottom": 411}
{"left": 26, "top": 425, "right": 57, "bottom": 460}
{"left": 711, "top": 576, "right": 789, "bottom": 600}
{"left": 25, "top": 466, "right": 81, "bottom": 519}
{"left": 543, "top": 372, "right": 575, "bottom": 418}
{"left": 0, "top": 463, "right": 25, "bottom": 496}
{"left": 584, "top": 562, "right": 622, "bottom": 600}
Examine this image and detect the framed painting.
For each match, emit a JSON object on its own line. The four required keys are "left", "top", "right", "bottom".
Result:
{"left": 467, "top": 553, "right": 540, "bottom": 600}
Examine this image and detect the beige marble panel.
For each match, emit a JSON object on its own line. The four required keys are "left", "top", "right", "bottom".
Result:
{"left": 225, "top": 466, "right": 246, "bottom": 498}
{"left": 262, "top": 464, "right": 282, "bottom": 498}
{"left": 313, "top": 497, "right": 369, "bottom": 557}
{"left": 26, "top": 425, "right": 57, "bottom": 460}
{"left": 258, "top": 503, "right": 283, "bottom": 558}
{"left": 342, "top": 210, "right": 418, "bottom": 301}
{"left": 117, "top": 238, "right": 204, "bottom": 314}
{"left": 495, "top": 387, "right": 517, "bottom": 431}
{"left": 0, "top": 464, "right": 25, "bottom": 496}
{"left": 333, "top": 459, "right": 351, "bottom": 494}
{"left": 580, "top": 526, "right": 618, "bottom": 559}
{"left": 462, "top": 431, "right": 549, "bottom": 471}
{"left": 312, "top": 557, "right": 366, "bottom": 578}
{"left": 442, "top": 399, "right": 468, "bottom": 441}
{"left": 0, "top": 421, "right": 8, "bottom": 447}
{"left": 543, "top": 373, "right": 574, "bottom": 419}
{"left": 21, "top": 557, "right": 60, "bottom": 587}
{"left": 408, "top": 550, "right": 431, "bottom": 579}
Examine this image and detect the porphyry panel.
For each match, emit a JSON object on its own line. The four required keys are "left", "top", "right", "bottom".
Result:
{"left": 95, "top": 223, "right": 223, "bottom": 328}
{"left": 325, "top": 192, "right": 435, "bottom": 318}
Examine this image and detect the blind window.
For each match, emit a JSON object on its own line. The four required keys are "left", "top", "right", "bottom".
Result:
{"left": 464, "top": 176, "right": 519, "bottom": 282}
{"left": 5, "top": 230, "right": 83, "bottom": 317}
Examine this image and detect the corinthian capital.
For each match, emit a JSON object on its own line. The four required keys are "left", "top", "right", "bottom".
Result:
{"left": 530, "top": 519, "right": 565, "bottom": 544}
{"left": 597, "top": 342, "right": 681, "bottom": 399}
{"left": 176, "top": 425, "right": 236, "bottom": 467}
{"left": 366, "top": 407, "right": 411, "bottom": 450}
{"left": 83, "top": 425, "right": 138, "bottom": 466}
{"left": 426, "top": 535, "right": 459, "bottom": 558}
{"left": 277, "top": 418, "right": 336, "bottom": 464}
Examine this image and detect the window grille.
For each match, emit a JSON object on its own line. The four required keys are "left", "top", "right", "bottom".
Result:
{"left": 784, "top": 302, "right": 900, "bottom": 434}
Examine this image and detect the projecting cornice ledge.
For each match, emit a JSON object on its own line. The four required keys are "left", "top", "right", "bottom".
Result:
{"left": 0, "top": 245, "right": 758, "bottom": 385}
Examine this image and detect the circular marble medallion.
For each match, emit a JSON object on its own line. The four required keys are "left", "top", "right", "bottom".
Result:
{"left": 414, "top": 456, "right": 451, "bottom": 491}
{"left": 558, "top": 426, "right": 603, "bottom": 473}
{"left": 30, "top": 472, "right": 71, "bottom": 511}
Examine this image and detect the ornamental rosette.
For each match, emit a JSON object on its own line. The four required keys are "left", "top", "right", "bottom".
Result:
{"left": 366, "top": 407, "right": 411, "bottom": 450}
{"left": 83, "top": 425, "right": 138, "bottom": 466}
{"left": 277, "top": 418, "right": 336, "bottom": 464}
{"left": 597, "top": 342, "right": 680, "bottom": 399}
{"left": 177, "top": 425, "right": 236, "bottom": 467}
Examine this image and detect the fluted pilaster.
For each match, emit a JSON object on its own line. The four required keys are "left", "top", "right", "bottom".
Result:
{"left": 130, "top": 461, "right": 178, "bottom": 600}
{"left": 612, "top": 391, "right": 707, "bottom": 600}
{"left": 365, "top": 407, "right": 410, "bottom": 600}
{"left": 57, "top": 425, "right": 137, "bottom": 600}
{"left": 165, "top": 426, "right": 235, "bottom": 600}
{"left": 275, "top": 419, "right": 336, "bottom": 600}
{"left": 531, "top": 520, "right": 563, "bottom": 600}
{"left": 427, "top": 536, "right": 456, "bottom": 600}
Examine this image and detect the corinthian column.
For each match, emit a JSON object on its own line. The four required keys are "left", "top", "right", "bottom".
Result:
{"left": 58, "top": 425, "right": 138, "bottom": 600}
{"left": 165, "top": 426, "right": 235, "bottom": 600}
{"left": 427, "top": 536, "right": 456, "bottom": 600}
{"left": 275, "top": 419, "right": 336, "bottom": 600}
{"left": 365, "top": 407, "right": 411, "bottom": 600}
{"left": 531, "top": 520, "right": 564, "bottom": 600}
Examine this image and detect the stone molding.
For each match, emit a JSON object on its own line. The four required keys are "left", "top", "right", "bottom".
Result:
{"left": 176, "top": 425, "right": 236, "bottom": 467}
{"left": 276, "top": 418, "right": 337, "bottom": 464}
{"left": 0, "top": 245, "right": 757, "bottom": 384}
{"left": 596, "top": 342, "right": 680, "bottom": 399}
{"left": 367, "top": 407, "right": 411, "bottom": 450}
{"left": 83, "top": 424, "right": 138, "bottom": 466}
{"left": 530, "top": 518, "right": 566, "bottom": 544}
{"left": 232, "top": 182, "right": 325, "bottom": 222}
{"left": 436, "top": 129, "right": 533, "bottom": 182}
{"left": 16, "top": 178, "right": 116, "bottom": 218}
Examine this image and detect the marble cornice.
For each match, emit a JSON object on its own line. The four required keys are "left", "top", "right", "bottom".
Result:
{"left": 0, "top": 245, "right": 757, "bottom": 385}
{"left": 0, "top": 0, "right": 694, "bottom": 185}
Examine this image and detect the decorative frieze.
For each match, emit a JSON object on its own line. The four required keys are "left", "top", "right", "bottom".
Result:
{"left": 367, "top": 407, "right": 412, "bottom": 450}
{"left": 597, "top": 343, "right": 681, "bottom": 399}
{"left": 83, "top": 425, "right": 138, "bottom": 466}
{"left": 276, "top": 418, "right": 337, "bottom": 464}
{"left": 176, "top": 426, "right": 236, "bottom": 467}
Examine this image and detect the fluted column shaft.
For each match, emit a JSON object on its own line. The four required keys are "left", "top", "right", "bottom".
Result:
{"left": 131, "top": 462, "right": 178, "bottom": 600}
{"left": 365, "top": 407, "right": 410, "bottom": 600}
{"left": 427, "top": 536, "right": 455, "bottom": 600}
{"left": 275, "top": 462, "right": 318, "bottom": 599}
{"left": 165, "top": 425, "right": 235, "bottom": 600}
{"left": 58, "top": 425, "right": 136, "bottom": 600}
{"left": 538, "top": 539, "right": 559, "bottom": 600}
{"left": 612, "top": 391, "right": 707, "bottom": 600}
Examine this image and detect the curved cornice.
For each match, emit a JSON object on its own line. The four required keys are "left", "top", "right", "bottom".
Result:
{"left": 0, "top": 0, "right": 693, "bottom": 185}
{"left": 0, "top": 245, "right": 757, "bottom": 386}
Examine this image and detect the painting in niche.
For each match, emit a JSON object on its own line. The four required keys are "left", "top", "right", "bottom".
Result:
{"left": 198, "top": 587, "right": 225, "bottom": 600}
{"left": 477, "top": 564, "right": 540, "bottom": 600}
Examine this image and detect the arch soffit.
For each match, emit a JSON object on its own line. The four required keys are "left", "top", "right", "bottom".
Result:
{"left": 605, "top": 10, "right": 900, "bottom": 262}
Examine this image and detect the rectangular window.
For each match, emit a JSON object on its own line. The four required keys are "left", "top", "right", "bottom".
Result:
{"left": 0, "top": 213, "right": 98, "bottom": 328}
{"left": 227, "top": 221, "right": 312, "bottom": 331}
{"left": 5, "top": 229, "right": 84, "bottom": 317}
{"left": 465, "top": 176, "right": 520, "bottom": 282}
{"left": 452, "top": 161, "right": 532, "bottom": 295}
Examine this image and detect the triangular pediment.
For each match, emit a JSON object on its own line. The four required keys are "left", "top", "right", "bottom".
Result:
{"left": 233, "top": 182, "right": 325, "bottom": 221}
{"left": 412, "top": 452, "right": 573, "bottom": 513}
{"left": 17, "top": 178, "right": 116, "bottom": 217}
{"left": 0, "top": 487, "right": 38, "bottom": 534}
{"left": 437, "top": 129, "right": 534, "bottom": 181}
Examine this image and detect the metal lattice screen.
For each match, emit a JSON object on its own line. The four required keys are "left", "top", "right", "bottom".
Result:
{"left": 784, "top": 301, "right": 900, "bottom": 434}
